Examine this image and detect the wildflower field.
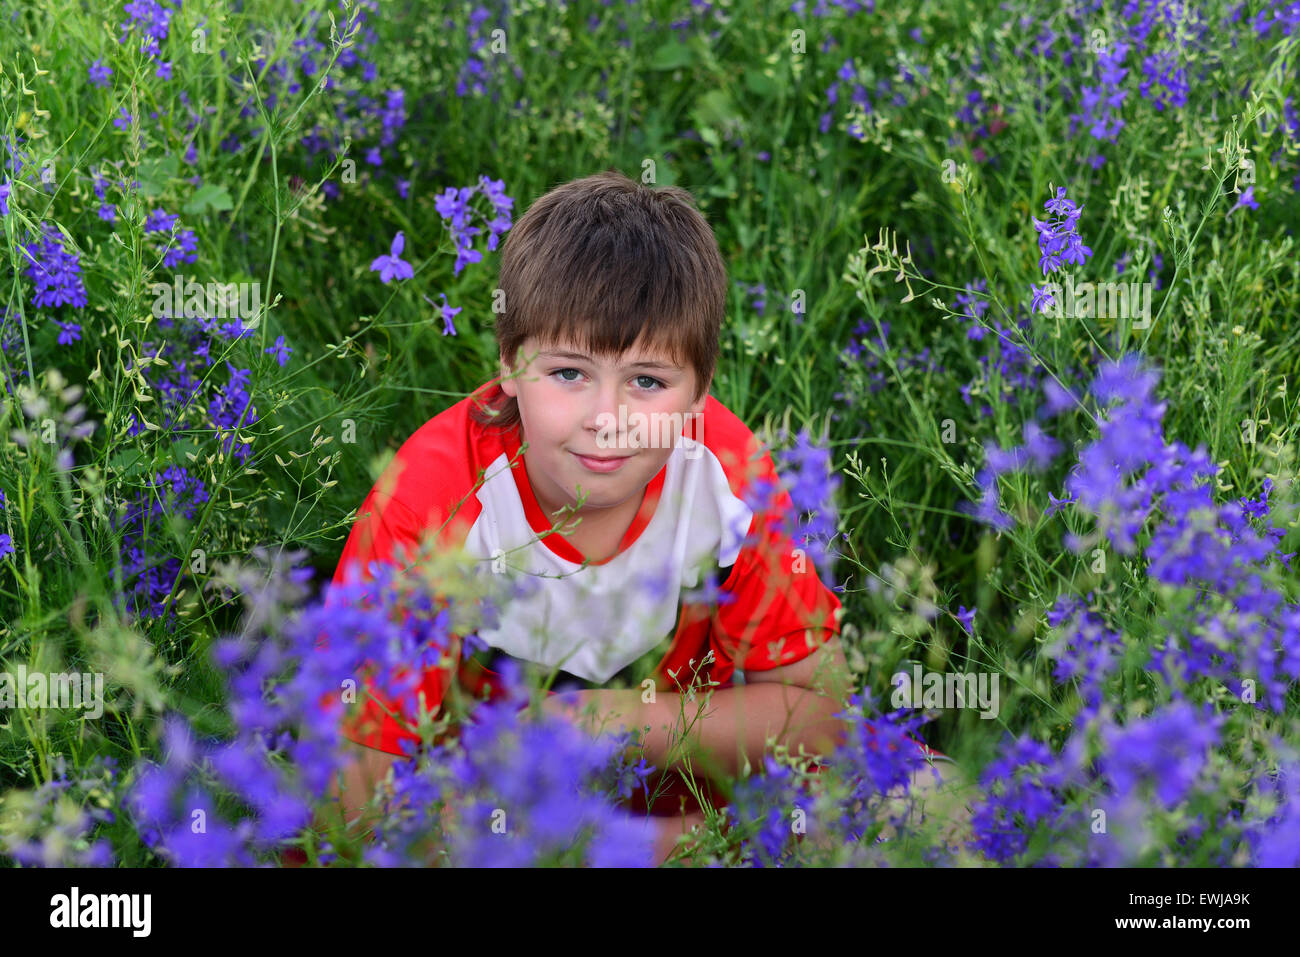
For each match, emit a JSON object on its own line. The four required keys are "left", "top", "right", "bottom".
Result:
{"left": 1, "top": 0, "right": 1299, "bottom": 871}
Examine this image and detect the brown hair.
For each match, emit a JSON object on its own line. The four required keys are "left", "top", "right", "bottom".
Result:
{"left": 469, "top": 169, "right": 727, "bottom": 434}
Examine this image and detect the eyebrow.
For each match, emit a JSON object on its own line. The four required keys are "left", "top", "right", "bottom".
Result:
{"left": 539, "top": 350, "right": 682, "bottom": 372}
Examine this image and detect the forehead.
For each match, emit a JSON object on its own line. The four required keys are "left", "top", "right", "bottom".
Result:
{"left": 529, "top": 335, "right": 685, "bottom": 368}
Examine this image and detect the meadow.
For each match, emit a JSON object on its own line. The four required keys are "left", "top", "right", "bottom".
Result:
{"left": 1, "top": 0, "right": 1299, "bottom": 867}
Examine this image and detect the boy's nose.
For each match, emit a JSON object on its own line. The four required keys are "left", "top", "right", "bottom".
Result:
{"left": 582, "top": 382, "right": 623, "bottom": 433}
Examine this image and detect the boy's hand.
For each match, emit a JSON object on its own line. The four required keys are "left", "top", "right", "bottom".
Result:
{"left": 539, "top": 688, "right": 645, "bottom": 735}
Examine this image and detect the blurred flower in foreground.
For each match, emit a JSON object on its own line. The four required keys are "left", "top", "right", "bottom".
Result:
{"left": 370, "top": 658, "right": 655, "bottom": 867}
{"left": 124, "top": 543, "right": 656, "bottom": 867}
{"left": 0, "top": 755, "right": 117, "bottom": 867}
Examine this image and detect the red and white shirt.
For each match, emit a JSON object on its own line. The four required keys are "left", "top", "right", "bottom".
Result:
{"left": 330, "top": 381, "right": 843, "bottom": 756}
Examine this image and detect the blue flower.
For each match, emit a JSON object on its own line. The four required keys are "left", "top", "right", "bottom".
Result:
{"left": 88, "top": 58, "right": 113, "bottom": 87}
{"left": 370, "top": 231, "right": 414, "bottom": 283}
{"left": 20, "top": 224, "right": 88, "bottom": 310}
{"left": 264, "top": 335, "right": 293, "bottom": 367}
{"left": 55, "top": 320, "right": 82, "bottom": 345}
{"left": 1030, "top": 282, "right": 1055, "bottom": 314}
{"left": 1032, "top": 186, "right": 1092, "bottom": 276}
{"left": 423, "top": 292, "right": 461, "bottom": 336}
{"left": 1231, "top": 187, "right": 1259, "bottom": 214}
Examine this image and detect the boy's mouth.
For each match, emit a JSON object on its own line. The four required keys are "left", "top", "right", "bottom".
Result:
{"left": 572, "top": 451, "right": 632, "bottom": 473}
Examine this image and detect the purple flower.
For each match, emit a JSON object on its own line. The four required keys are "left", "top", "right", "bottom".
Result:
{"left": 19, "top": 223, "right": 88, "bottom": 310}
{"left": 1090, "top": 353, "right": 1158, "bottom": 405}
{"left": 370, "top": 231, "right": 414, "bottom": 283}
{"left": 955, "top": 279, "right": 990, "bottom": 332}
{"left": 144, "top": 208, "right": 179, "bottom": 233}
{"left": 265, "top": 335, "right": 293, "bottom": 367}
{"left": 1040, "top": 377, "right": 1078, "bottom": 417}
{"left": 424, "top": 292, "right": 461, "bottom": 336}
{"left": 433, "top": 177, "right": 514, "bottom": 275}
{"left": 756, "top": 428, "right": 842, "bottom": 573}
{"left": 961, "top": 473, "right": 1016, "bottom": 532}
{"left": 1101, "top": 703, "right": 1222, "bottom": 809}
{"left": 1030, "top": 282, "right": 1055, "bottom": 314}
{"left": 1021, "top": 421, "right": 1061, "bottom": 469}
{"left": 0, "top": 756, "right": 118, "bottom": 867}
{"left": 1139, "top": 49, "right": 1189, "bottom": 112}
{"left": 968, "top": 735, "right": 1069, "bottom": 862}
{"left": 1248, "top": 761, "right": 1300, "bottom": 867}
{"left": 1066, "top": 40, "right": 1130, "bottom": 156}
{"left": 120, "top": 0, "right": 178, "bottom": 58}
{"left": 88, "top": 58, "right": 113, "bottom": 87}
{"left": 1032, "top": 186, "right": 1092, "bottom": 276}
{"left": 725, "top": 754, "right": 811, "bottom": 866}
{"left": 0, "top": 180, "right": 9, "bottom": 216}
{"left": 110, "top": 465, "right": 212, "bottom": 627}
{"left": 956, "top": 606, "right": 976, "bottom": 634}
{"left": 1231, "top": 187, "right": 1259, "bottom": 214}
{"left": 55, "top": 320, "right": 82, "bottom": 345}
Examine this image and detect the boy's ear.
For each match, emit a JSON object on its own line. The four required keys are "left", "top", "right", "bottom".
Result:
{"left": 499, "top": 352, "right": 524, "bottom": 397}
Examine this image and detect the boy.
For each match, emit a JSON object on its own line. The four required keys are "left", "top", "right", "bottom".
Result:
{"left": 321, "top": 170, "right": 859, "bottom": 864}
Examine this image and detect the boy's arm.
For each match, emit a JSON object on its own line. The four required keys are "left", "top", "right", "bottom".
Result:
{"left": 553, "top": 631, "right": 852, "bottom": 780}
{"left": 309, "top": 633, "right": 464, "bottom": 852}
{"left": 650, "top": 630, "right": 851, "bottom": 779}
{"left": 324, "top": 740, "right": 401, "bottom": 829}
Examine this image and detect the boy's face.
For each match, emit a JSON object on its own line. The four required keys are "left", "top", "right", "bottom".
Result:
{"left": 499, "top": 334, "right": 709, "bottom": 526}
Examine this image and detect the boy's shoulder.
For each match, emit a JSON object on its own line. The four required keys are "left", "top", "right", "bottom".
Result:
{"left": 384, "top": 382, "right": 511, "bottom": 493}
{"left": 694, "top": 392, "right": 778, "bottom": 496}
{"left": 335, "top": 382, "right": 512, "bottom": 574}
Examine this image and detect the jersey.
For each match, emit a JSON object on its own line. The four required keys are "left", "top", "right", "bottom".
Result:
{"left": 327, "top": 379, "right": 843, "bottom": 758}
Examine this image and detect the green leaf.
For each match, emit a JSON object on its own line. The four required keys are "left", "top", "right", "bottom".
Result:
{"left": 183, "top": 184, "right": 234, "bottom": 217}
{"left": 146, "top": 154, "right": 179, "bottom": 178}
{"left": 108, "top": 448, "right": 146, "bottom": 474}
{"left": 650, "top": 39, "right": 693, "bottom": 71}
{"left": 137, "top": 154, "right": 179, "bottom": 198}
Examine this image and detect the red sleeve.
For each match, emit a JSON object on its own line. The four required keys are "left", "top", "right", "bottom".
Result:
{"left": 332, "top": 481, "right": 456, "bottom": 588}
{"left": 709, "top": 447, "right": 842, "bottom": 675}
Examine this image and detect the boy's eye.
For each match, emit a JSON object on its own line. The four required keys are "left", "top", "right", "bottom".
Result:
{"left": 549, "top": 369, "right": 665, "bottom": 391}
